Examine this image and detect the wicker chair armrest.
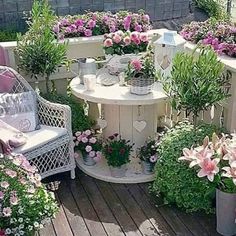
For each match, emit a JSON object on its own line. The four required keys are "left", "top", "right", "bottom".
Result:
{"left": 37, "top": 95, "right": 72, "bottom": 133}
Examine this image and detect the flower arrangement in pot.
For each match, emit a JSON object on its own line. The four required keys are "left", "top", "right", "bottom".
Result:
{"left": 103, "top": 31, "right": 149, "bottom": 55}
{"left": 178, "top": 133, "right": 236, "bottom": 236}
{"left": 125, "top": 53, "right": 157, "bottom": 95}
{"left": 0, "top": 153, "right": 58, "bottom": 236}
{"left": 74, "top": 130, "right": 102, "bottom": 166}
{"left": 102, "top": 133, "right": 133, "bottom": 178}
{"left": 138, "top": 137, "right": 159, "bottom": 175}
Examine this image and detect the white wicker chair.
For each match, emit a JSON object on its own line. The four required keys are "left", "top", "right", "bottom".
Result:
{"left": 0, "top": 66, "right": 76, "bottom": 179}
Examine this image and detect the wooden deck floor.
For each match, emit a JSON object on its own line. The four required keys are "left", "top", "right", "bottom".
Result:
{"left": 38, "top": 169, "right": 220, "bottom": 236}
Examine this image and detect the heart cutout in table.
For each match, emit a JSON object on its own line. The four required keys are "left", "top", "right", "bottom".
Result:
{"left": 133, "top": 120, "right": 147, "bottom": 133}
{"left": 97, "top": 118, "right": 107, "bottom": 129}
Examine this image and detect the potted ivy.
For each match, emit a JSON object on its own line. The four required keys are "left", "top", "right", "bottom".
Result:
{"left": 102, "top": 133, "right": 133, "bottom": 178}
{"left": 138, "top": 137, "right": 159, "bottom": 175}
{"left": 74, "top": 130, "right": 102, "bottom": 166}
{"left": 162, "top": 46, "right": 230, "bottom": 127}
{"left": 16, "top": 0, "right": 67, "bottom": 94}
{"left": 125, "top": 53, "right": 157, "bottom": 95}
{"left": 179, "top": 133, "right": 236, "bottom": 236}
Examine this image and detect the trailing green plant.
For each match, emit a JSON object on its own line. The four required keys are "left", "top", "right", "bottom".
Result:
{"left": 194, "top": 0, "right": 229, "bottom": 20}
{"left": 0, "top": 30, "right": 18, "bottom": 42}
{"left": 162, "top": 47, "right": 230, "bottom": 127}
{"left": 152, "top": 121, "right": 225, "bottom": 213}
{"left": 102, "top": 133, "right": 133, "bottom": 167}
{"left": 16, "top": 0, "right": 67, "bottom": 94}
{"left": 42, "top": 93, "right": 94, "bottom": 132}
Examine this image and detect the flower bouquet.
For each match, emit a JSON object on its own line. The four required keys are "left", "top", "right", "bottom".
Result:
{"left": 178, "top": 133, "right": 236, "bottom": 235}
{"left": 102, "top": 133, "right": 133, "bottom": 177}
{"left": 138, "top": 138, "right": 159, "bottom": 175}
{"left": 103, "top": 31, "right": 149, "bottom": 55}
{"left": 0, "top": 153, "right": 58, "bottom": 236}
{"left": 74, "top": 129, "right": 102, "bottom": 166}
{"left": 125, "top": 53, "right": 157, "bottom": 95}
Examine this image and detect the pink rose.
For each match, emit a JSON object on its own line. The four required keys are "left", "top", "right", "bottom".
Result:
{"left": 124, "top": 36, "right": 131, "bottom": 45}
{"left": 104, "top": 38, "right": 113, "bottom": 47}
{"left": 131, "top": 59, "right": 142, "bottom": 71}
{"left": 140, "top": 33, "right": 148, "bottom": 42}
{"left": 113, "top": 34, "right": 122, "bottom": 44}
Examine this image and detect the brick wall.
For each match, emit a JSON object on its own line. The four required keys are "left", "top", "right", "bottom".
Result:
{"left": 0, "top": 0, "right": 190, "bottom": 31}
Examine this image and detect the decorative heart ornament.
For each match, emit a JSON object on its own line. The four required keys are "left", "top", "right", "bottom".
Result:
{"left": 97, "top": 118, "right": 107, "bottom": 129}
{"left": 133, "top": 120, "right": 147, "bottom": 133}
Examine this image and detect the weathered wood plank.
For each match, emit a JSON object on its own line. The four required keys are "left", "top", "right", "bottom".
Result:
{"left": 126, "top": 184, "right": 175, "bottom": 236}
{"left": 79, "top": 173, "right": 125, "bottom": 236}
{"left": 58, "top": 180, "right": 90, "bottom": 236}
{"left": 39, "top": 220, "right": 56, "bottom": 236}
{"left": 111, "top": 183, "right": 160, "bottom": 236}
{"left": 69, "top": 176, "right": 108, "bottom": 236}
{"left": 95, "top": 179, "right": 142, "bottom": 236}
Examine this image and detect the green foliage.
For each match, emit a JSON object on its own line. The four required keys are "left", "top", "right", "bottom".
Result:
{"left": 152, "top": 121, "right": 224, "bottom": 213}
{"left": 162, "top": 47, "right": 230, "bottom": 125}
{"left": 42, "top": 93, "right": 94, "bottom": 133}
{"left": 16, "top": 0, "right": 67, "bottom": 93}
{"left": 194, "top": 0, "right": 229, "bottom": 20}
{"left": 0, "top": 30, "right": 18, "bottom": 42}
{"left": 102, "top": 134, "right": 133, "bottom": 167}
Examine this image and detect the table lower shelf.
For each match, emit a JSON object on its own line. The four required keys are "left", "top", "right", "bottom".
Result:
{"left": 75, "top": 156, "right": 155, "bottom": 184}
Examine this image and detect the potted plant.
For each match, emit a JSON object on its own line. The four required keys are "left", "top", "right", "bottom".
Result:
{"left": 0, "top": 153, "right": 58, "bottom": 236}
{"left": 125, "top": 53, "right": 157, "bottom": 95}
{"left": 74, "top": 129, "right": 102, "bottom": 166}
{"left": 16, "top": 0, "right": 67, "bottom": 94}
{"left": 162, "top": 46, "right": 230, "bottom": 127}
{"left": 138, "top": 137, "right": 159, "bottom": 175}
{"left": 178, "top": 133, "right": 236, "bottom": 236}
{"left": 102, "top": 133, "right": 133, "bottom": 177}
{"left": 103, "top": 31, "right": 149, "bottom": 56}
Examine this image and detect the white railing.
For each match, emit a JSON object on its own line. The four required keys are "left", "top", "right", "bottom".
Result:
{"left": 0, "top": 29, "right": 236, "bottom": 132}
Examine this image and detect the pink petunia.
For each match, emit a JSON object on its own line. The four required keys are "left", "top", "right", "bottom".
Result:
{"left": 89, "top": 151, "right": 95, "bottom": 158}
{"left": 150, "top": 155, "right": 158, "bottom": 163}
{"left": 104, "top": 38, "right": 113, "bottom": 47}
{"left": 3, "top": 207, "right": 12, "bottom": 217}
{"left": 84, "top": 130, "right": 92, "bottom": 136}
{"left": 81, "top": 137, "right": 88, "bottom": 143}
{"left": 85, "top": 145, "right": 92, "bottom": 153}
{"left": 197, "top": 158, "right": 220, "bottom": 182}
{"left": 89, "top": 137, "right": 97, "bottom": 144}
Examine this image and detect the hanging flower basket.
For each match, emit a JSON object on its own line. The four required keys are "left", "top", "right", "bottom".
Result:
{"left": 130, "top": 76, "right": 154, "bottom": 95}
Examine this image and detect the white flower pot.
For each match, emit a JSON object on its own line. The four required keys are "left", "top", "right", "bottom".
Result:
{"left": 109, "top": 164, "right": 127, "bottom": 178}
{"left": 141, "top": 161, "right": 154, "bottom": 175}
{"left": 83, "top": 155, "right": 96, "bottom": 166}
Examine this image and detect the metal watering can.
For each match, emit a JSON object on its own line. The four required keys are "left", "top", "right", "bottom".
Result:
{"left": 78, "top": 58, "right": 97, "bottom": 84}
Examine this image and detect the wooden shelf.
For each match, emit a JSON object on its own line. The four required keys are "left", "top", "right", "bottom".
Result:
{"left": 75, "top": 155, "right": 155, "bottom": 184}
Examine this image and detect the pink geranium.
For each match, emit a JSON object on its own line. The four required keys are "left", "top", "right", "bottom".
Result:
{"left": 131, "top": 59, "right": 142, "bottom": 71}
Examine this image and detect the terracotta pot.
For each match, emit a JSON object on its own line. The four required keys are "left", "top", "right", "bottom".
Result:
{"left": 216, "top": 189, "right": 236, "bottom": 236}
{"left": 109, "top": 164, "right": 127, "bottom": 178}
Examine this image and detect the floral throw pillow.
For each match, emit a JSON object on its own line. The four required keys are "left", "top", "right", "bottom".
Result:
{"left": 0, "top": 91, "right": 40, "bottom": 132}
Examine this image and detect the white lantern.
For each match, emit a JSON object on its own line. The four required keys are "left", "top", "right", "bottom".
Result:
{"left": 154, "top": 30, "right": 186, "bottom": 77}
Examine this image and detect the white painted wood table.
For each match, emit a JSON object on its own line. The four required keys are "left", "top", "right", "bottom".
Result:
{"left": 70, "top": 72, "right": 167, "bottom": 183}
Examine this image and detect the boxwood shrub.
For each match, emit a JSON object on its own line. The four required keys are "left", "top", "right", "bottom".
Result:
{"left": 152, "top": 121, "right": 224, "bottom": 213}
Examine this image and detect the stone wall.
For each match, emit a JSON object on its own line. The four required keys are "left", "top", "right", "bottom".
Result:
{"left": 0, "top": 0, "right": 190, "bottom": 31}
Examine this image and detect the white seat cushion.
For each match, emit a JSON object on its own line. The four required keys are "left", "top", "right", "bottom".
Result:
{"left": 14, "top": 125, "right": 68, "bottom": 154}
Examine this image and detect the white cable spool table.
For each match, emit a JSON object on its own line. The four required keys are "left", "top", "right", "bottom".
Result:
{"left": 70, "top": 68, "right": 167, "bottom": 183}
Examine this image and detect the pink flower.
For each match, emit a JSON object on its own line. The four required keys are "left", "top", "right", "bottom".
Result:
{"left": 104, "top": 38, "right": 113, "bottom": 47}
{"left": 191, "top": 147, "right": 214, "bottom": 168}
{"left": 75, "top": 19, "right": 84, "bottom": 27}
{"left": 75, "top": 131, "right": 81, "bottom": 137}
{"left": 84, "top": 130, "right": 91, "bottom": 136}
{"left": 130, "top": 59, "right": 142, "bottom": 71}
{"left": 0, "top": 191, "right": 4, "bottom": 199}
{"left": 85, "top": 145, "right": 92, "bottom": 152}
{"left": 222, "top": 161, "right": 236, "bottom": 185}
{"left": 142, "top": 14, "right": 150, "bottom": 22}
{"left": 89, "top": 137, "right": 97, "bottom": 144}
{"left": 124, "top": 36, "right": 131, "bottom": 45}
{"left": 223, "top": 146, "right": 236, "bottom": 164}
{"left": 150, "top": 155, "right": 158, "bottom": 163}
{"left": 5, "top": 169, "right": 17, "bottom": 178}
{"left": 10, "top": 196, "right": 19, "bottom": 205}
{"left": 3, "top": 207, "right": 12, "bottom": 217}
{"left": 84, "top": 29, "right": 92, "bottom": 37}
{"left": 133, "top": 37, "right": 141, "bottom": 45}
{"left": 130, "top": 32, "right": 138, "bottom": 41}
{"left": 179, "top": 147, "right": 197, "bottom": 162}
{"left": 135, "top": 24, "right": 142, "bottom": 32}
{"left": 87, "top": 19, "right": 96, "bottom": 29}
{"left": 124, "top": 22, "right": 131, "bottom": 31}
{"left": 0, "top": 229, "right": 5, "bottom": 236}
{"left": 140, "top": 33, "right": 148, "bottom": 42}
{"left": 53, "top": 23, "right": 60, "bottom": 34}
{"left": 89, "top": 151, "right": 95, "bottom": 158}
{"left": 81, "top": 137, "right": 88, "bottom": 143}
{"left": 116, "top": 30, "right": 124, "bottom": 37}
{"left": 0, "top": 181, "right": 9, "bottom": 189}
{"left": 197, "top": 158, "right": 220, "bottom": 182}
{"left": 113, "top": 34, "right": 122, "bottom": 44}
{"left": 28, "top": 185, "right": 35, "bottom": 194}
{"left": 93, "top": 151, "right": 102, "bottom": 162}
